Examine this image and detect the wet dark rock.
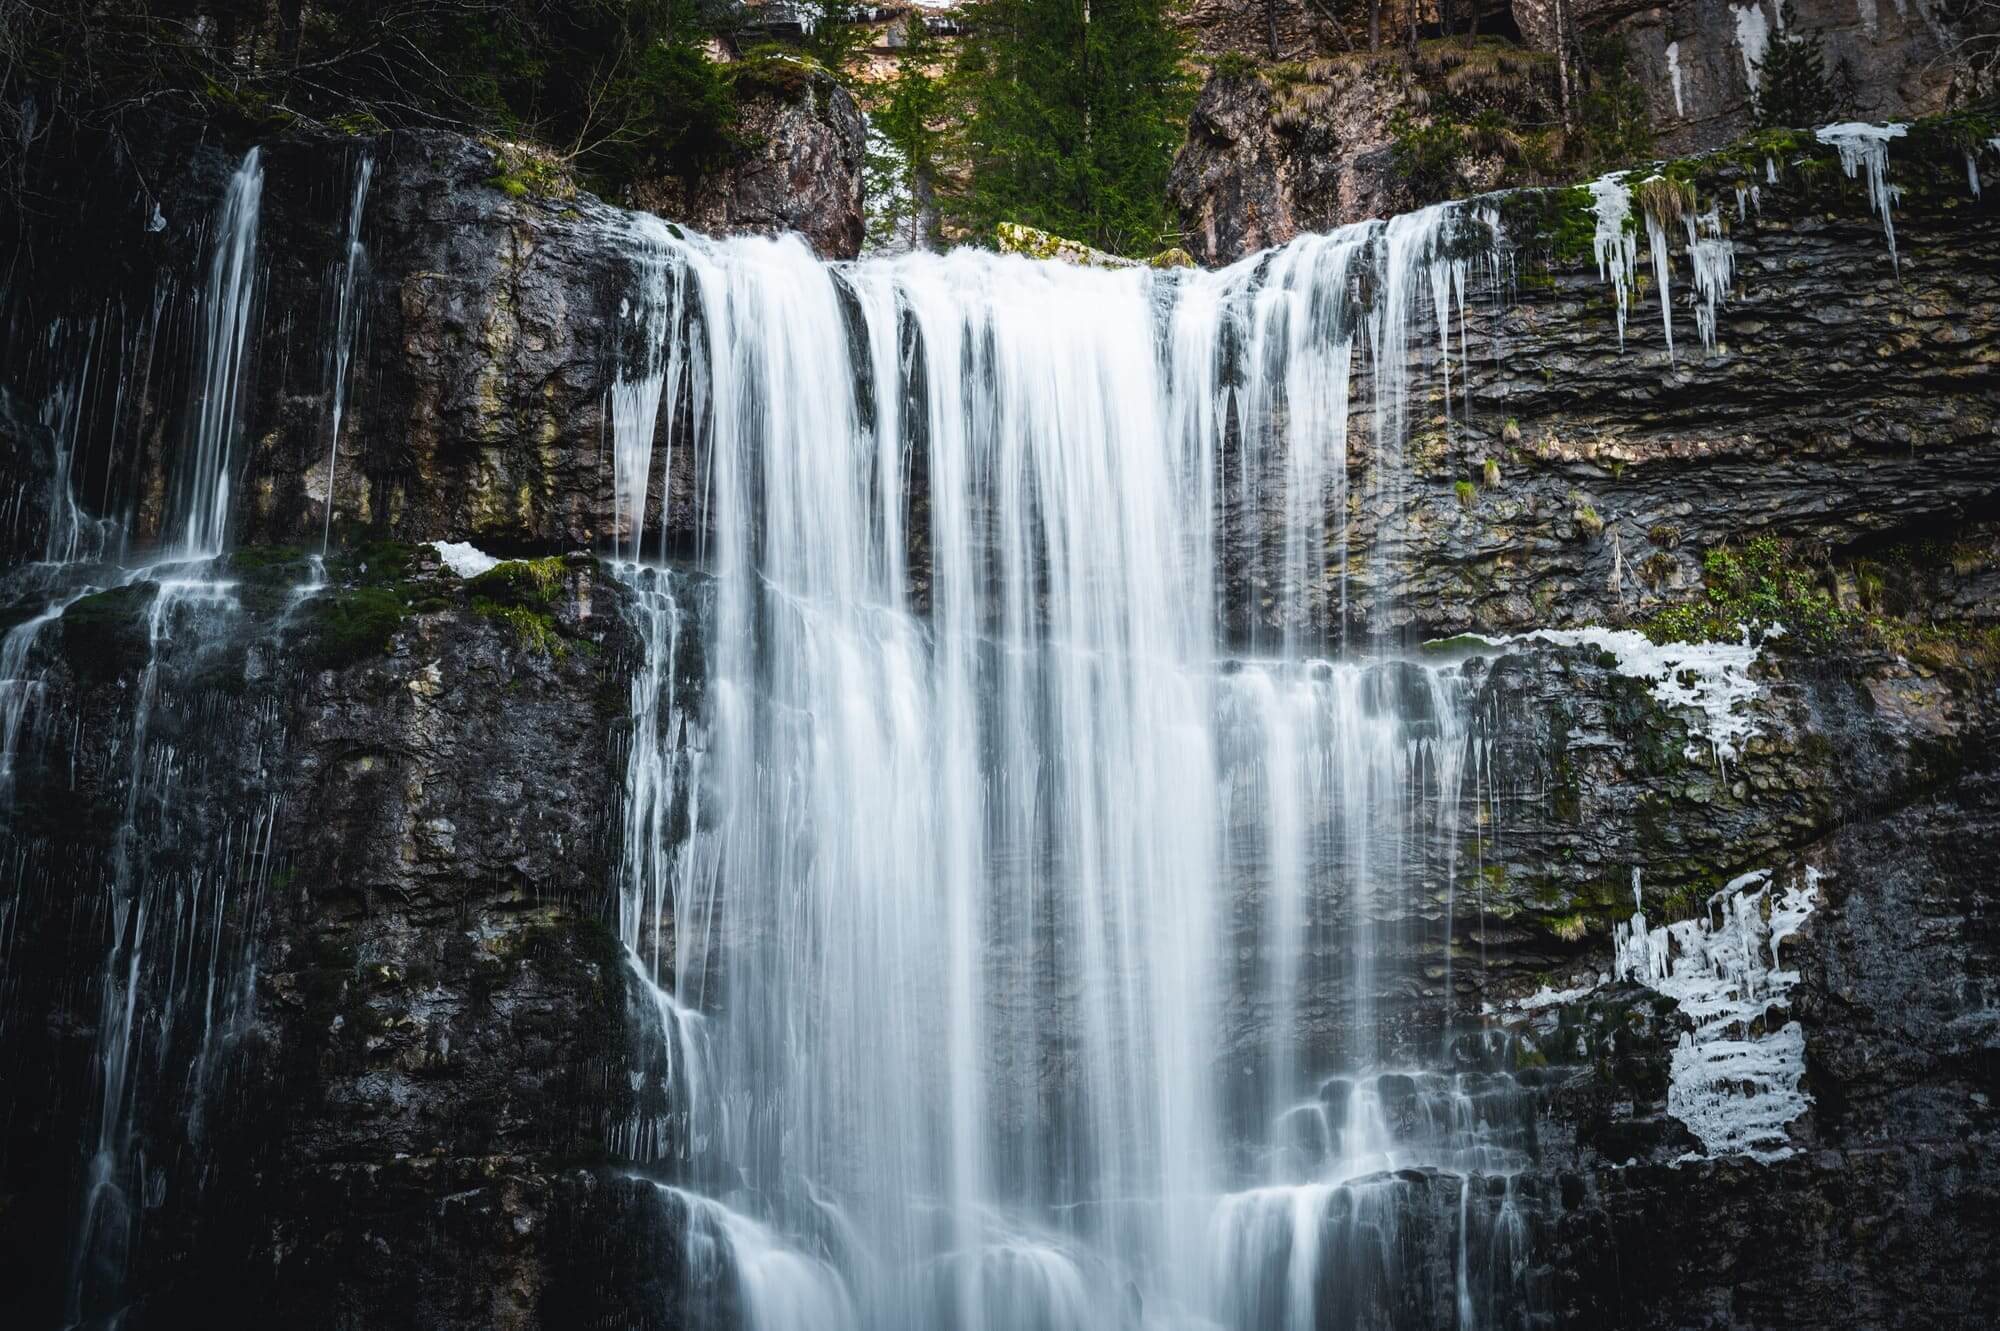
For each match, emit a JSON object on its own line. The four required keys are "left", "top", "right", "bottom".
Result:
{"left": 0, "top": 552, "right": 677, "bottom": 1329}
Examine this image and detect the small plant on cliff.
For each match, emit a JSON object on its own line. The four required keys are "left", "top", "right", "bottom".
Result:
{"left": 1390, "top": 110, "right": 1469, "bottom": 206}
{"left": 1570, "top": 36, "right": 1654, "bottom": 170}
{"left": 1645, "top": 536, "right": 1848, "bottom": 647}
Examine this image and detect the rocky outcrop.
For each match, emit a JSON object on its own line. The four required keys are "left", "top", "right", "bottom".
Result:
{"left": 627, "top": 63, "right": 866, "bottom": 260}
{"left": 1512, "top": 0, "right": 1960, "bottom": 155}
{"left": 1169, "top": 40, "right": 1564, "bottom": 265}
{"left": 1175, "top": 0, "right": 1346, "bottom": 61}
{"left": 0, "top": 547, "right": 687, "bottom": 1329}
{"left": 1200, "top": 131, "right": 2000, "bottom": 644}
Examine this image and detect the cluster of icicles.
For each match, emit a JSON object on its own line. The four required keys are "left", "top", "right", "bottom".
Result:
{"left": 1588, "top": 119, "right": 1922, "bottom": 361}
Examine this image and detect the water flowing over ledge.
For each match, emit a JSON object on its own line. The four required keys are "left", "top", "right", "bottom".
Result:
{"left": 0, "top": 113, "right": 1995, "bottom": 1330}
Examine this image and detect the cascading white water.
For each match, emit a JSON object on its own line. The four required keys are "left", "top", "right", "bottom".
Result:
{"left": 608, "top": 206, "right": 1545, "bottom": 1330}
{"left": 175, "top": 148, "right": 263, "bottom": 558}
{"left": 319, "top": 153, "right": 372, "bottom": 553}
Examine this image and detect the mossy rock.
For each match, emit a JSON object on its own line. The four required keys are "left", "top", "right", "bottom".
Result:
{"left": 292, "top": 585, "right": 407, "bottom": 670}
{"left": 61, "top": 582, "right": 159, "bottom": 682}
{"left": 467, "top": 556, "right": 567, "bottom": 608}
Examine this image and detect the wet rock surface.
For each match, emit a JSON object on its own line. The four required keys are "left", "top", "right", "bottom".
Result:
{"left": 1, "top": 115, "right": 1998, "bottom": 1328}
{"left": 0, "top": 551, "right": 684, "bottom": 1329}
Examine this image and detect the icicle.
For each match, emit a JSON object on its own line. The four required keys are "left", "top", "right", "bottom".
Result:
{"left": 1666, "top": 42, "right": 1686, "bottom": 118}
{"left": 1733, "top": 2, "right": 1771, "bottom": 89}
{"left": 1688, "top": 208, "right": 1735, "bottom": 356}
{"left": 1642, "top": 190, "right": 1676, "bottom": 361}
{"left": 1815, "top": 121, "right": 1908, "bottom": 270}
{"left": 1590, "top": 173, "right": 1638, "bottom": 348}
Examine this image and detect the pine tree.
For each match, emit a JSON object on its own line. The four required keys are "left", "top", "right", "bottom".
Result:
{"left": 868, "top": 16, "right": 952, "bottom": 251}
{"left": 1752, "top": 2, "right": 1856, "bottom": 128}
{"left": 953, "top": 0, "right": 1194, "bottom": 257}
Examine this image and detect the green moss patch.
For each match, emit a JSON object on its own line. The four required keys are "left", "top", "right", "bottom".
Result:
{"left": 60, "top": 582, "right": 159, "bottom": 682}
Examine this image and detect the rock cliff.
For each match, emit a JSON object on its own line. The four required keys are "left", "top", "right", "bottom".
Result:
{"left": 2, "top": 108, "right": 1999, "bottom": 1329}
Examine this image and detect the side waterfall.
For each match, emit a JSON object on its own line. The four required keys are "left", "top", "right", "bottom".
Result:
{"left": 609, "top": 212, "right": 1540, "bottom": 1330}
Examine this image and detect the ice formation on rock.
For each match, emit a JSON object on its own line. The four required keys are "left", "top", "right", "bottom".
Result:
{"left": 1688, "top": 209, "right": 1736, "bottom": 356}
{"left": 1590, "top": 174, "right": 1638, "bottom": 348}
{"left": 1499, "top": 627, "right": 1767, "bottom": 766}
{"left": 1816, "top": 121, "right": 1908, "bottom": 268}
{"left": 1614, "top": 867, "right": 1821, "bottom": 1162}
{"left": 1733, "top": 3, "right": 1772, "bottom": 90}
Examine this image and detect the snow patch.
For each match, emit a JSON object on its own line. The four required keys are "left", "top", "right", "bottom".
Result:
{"left": 1666, "top": 42, "right": 1686, "bottom": 118}
{"left": 1614, "top": 867, "right": 1822, "bottom": 1162}
{"left": 432, "top": 541, "right": 501, "bottom": 579}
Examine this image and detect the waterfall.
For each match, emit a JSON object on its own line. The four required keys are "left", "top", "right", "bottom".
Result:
{"left": 0, "top": 144, "right": 285, "bottom": 1328}
{"left": 319, "top": 153, "right": 372, "bottom": 554}
{"left": 174, "top": 148, "right": 263, "bottom": 559}
{"left": 610, "top": 208, "right": 1544, "bottom": 1329}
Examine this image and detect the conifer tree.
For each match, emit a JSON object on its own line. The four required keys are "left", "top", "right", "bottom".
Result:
{"left": 952, "top": 0, "right": 1194, "bottom": 257}
{"left": 1752, "top": 2, "right": 1857, "bottom": 128}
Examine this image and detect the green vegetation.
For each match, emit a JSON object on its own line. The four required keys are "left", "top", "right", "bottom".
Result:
{"left": 298, "top": 586, "right": 408, "bottom": 670}
{"left": 469, "top": 557, "right": 574, "bottom": 657}
{"left": 1379, "top": 35, "right": 1649, "bottom": 207}
{"left": 1455, "top": 479, "right": 1476, "bottom": 507}
{"left": 866, "top": 17, "right": 953, "bottom": 252}
{"left": 1751, "top": 3, "right": 1857, "bottom": 130}
{"left": 2, "top": 0, "right": 744, "bottom": 197}
{"left": 952, "top": 0, "right": 1196, "bottom": 256}
{"left": 1644, "top": 535, "right": 1848, "bottom": 648}
{"left": 60, "top": 582, "right": 158, "bottom": 681}
{"left": 289, "top": 540, "right": 416, "bottom": 670}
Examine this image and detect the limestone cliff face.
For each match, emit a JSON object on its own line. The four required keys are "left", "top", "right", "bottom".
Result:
{"left": 1510, "top": 0, "right": 1959, "bottom": 154}
{"left": 3, "top": 113, "right": 2000, "bottom": 1329}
